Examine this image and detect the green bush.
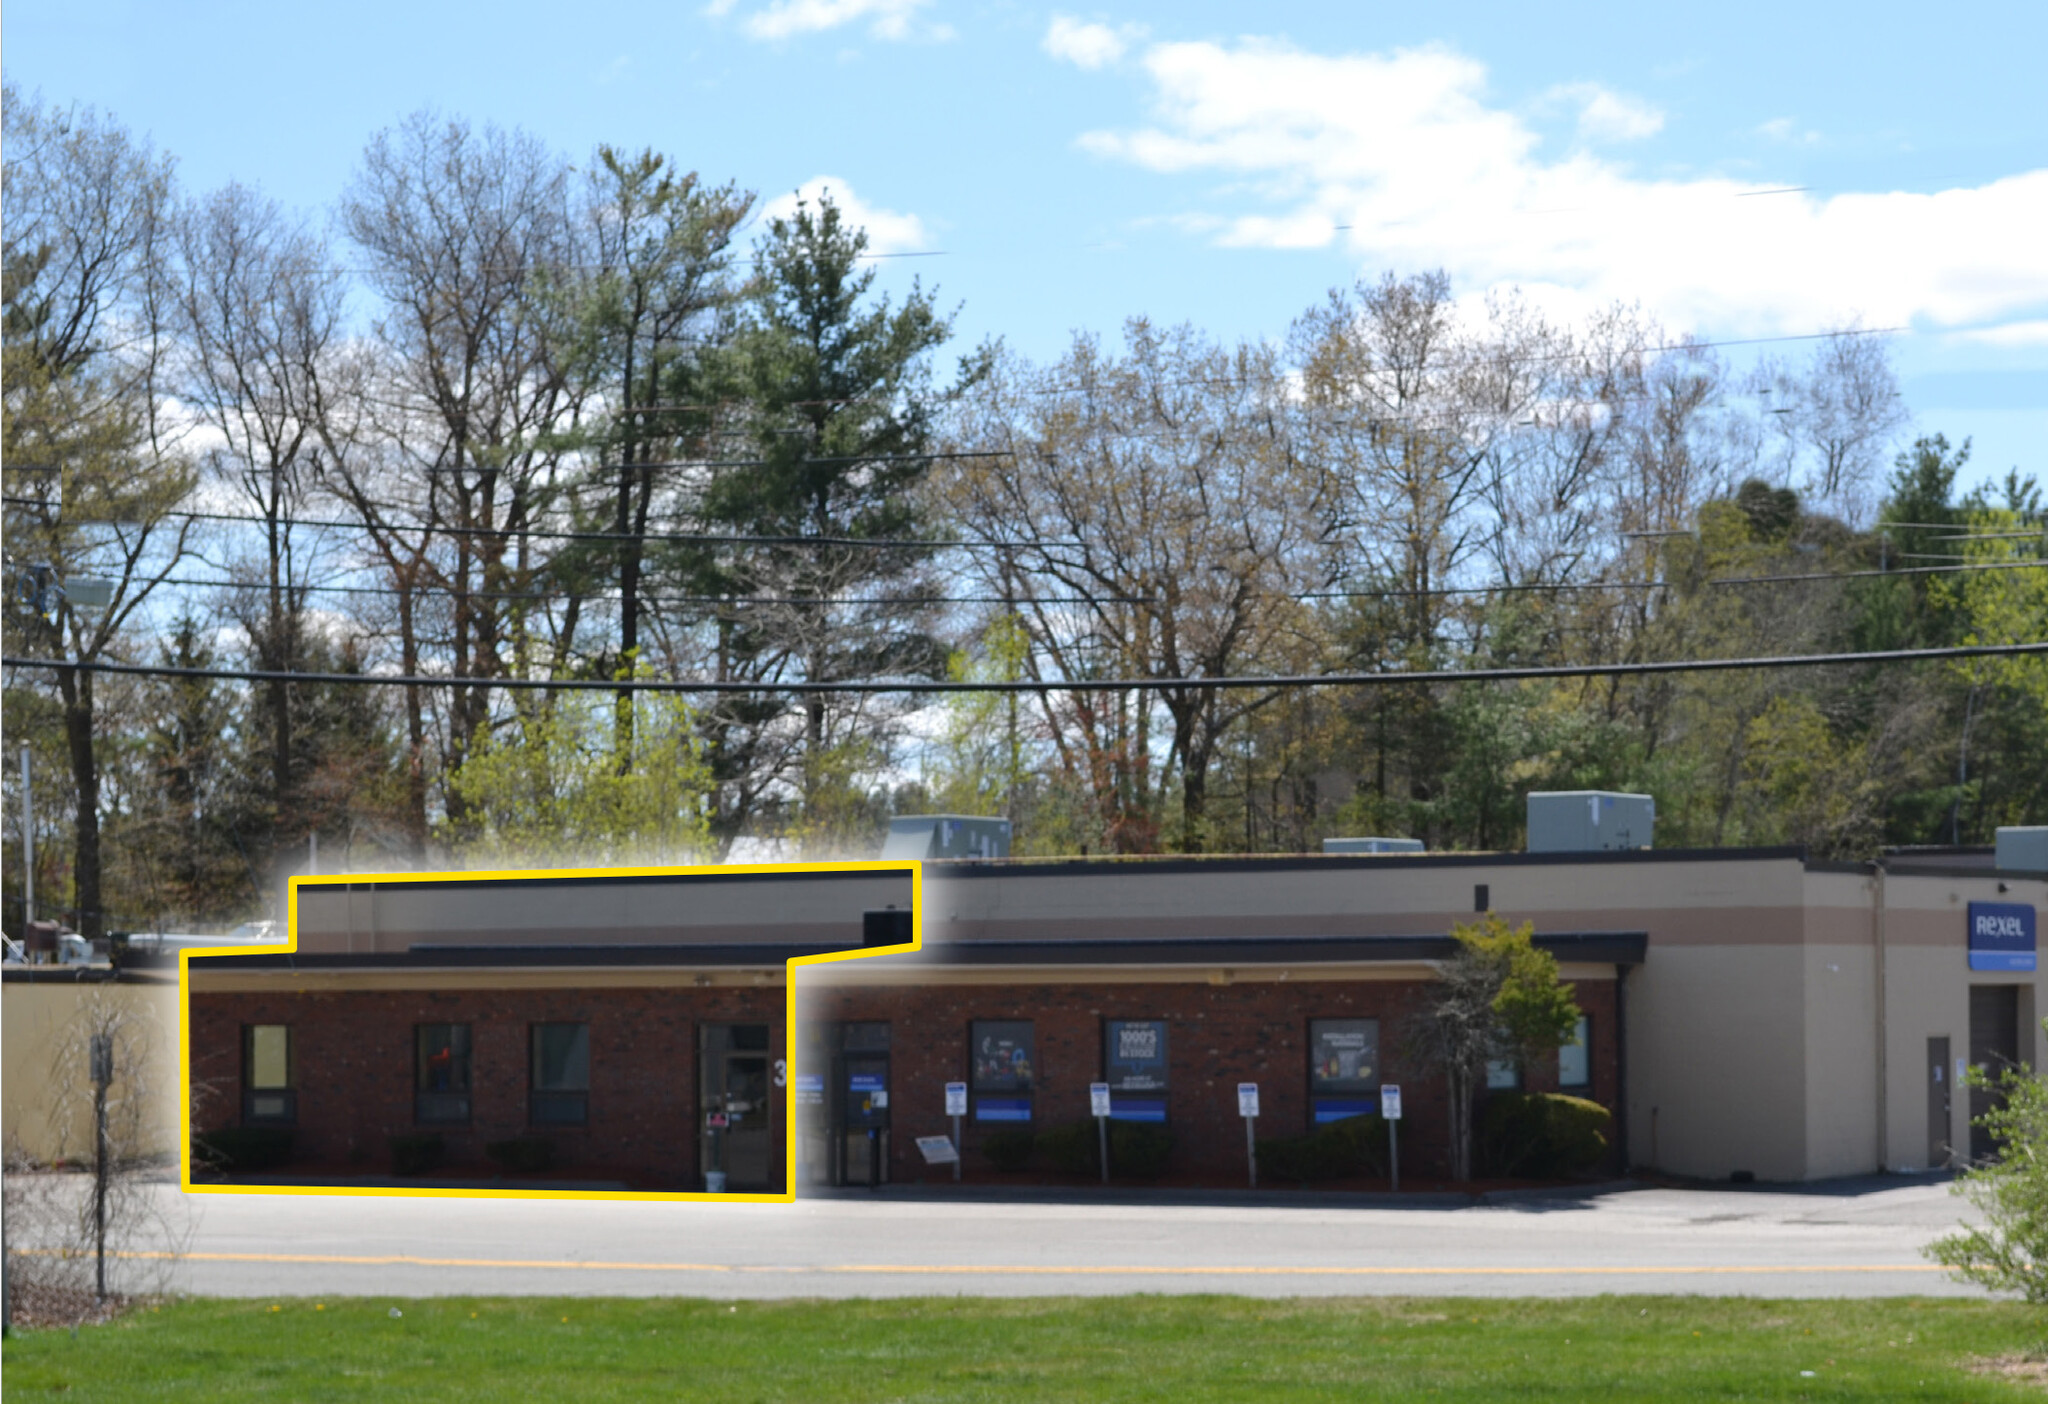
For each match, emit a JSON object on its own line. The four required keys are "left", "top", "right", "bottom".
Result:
{"left": 1476, "top": 1093, "right": 1610, "bottom": 1178}
{"left": 485, "top": 1136, "right": 555, "bottom": 1174}
{"left": 1031, "top": 1120, "right": 1179, "bottom": 1179}
{"left": 193, "top": 1126, "right": 296, "bottom": 1172}
{"left": 1109, "top": 1120, "right": 1175, "bottom": 1179}
{"left": 1258, "top": 1113, "right": 1389, "bottom": 1183}
{"left": 980, "top": 1128, "right": 1036, "bottom": 1172}
{"left": 1928, "top": 1049, "right": 2048, "bottom": 1301}
{"left": 389, "top": 1133, "right": 446, "bottom": 1176}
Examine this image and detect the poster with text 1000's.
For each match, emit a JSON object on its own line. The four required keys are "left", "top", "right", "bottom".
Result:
{"left": 1104, "top": 1019, "right": 1170, "bottom": 1090}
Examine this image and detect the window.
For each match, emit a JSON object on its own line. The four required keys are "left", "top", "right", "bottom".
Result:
{"left": 530, "top": 1023, "right": 590, "bottom": 1126}
{"left": 1485, "top": 1058, "right": 1522, "bottom": 1091}
{"left": 970, "top": 1019, "right": 1035, "bottom": 1122}
{"left": 1558, "top": 1015, "right": 1591, "bottom": 1089}
{"left": 242, "top": 1025, "right": 295, "bottom": 1124}
{"left": 1309, "top": 1018, "right": 1380, "bottom": 1124}
{"left": 415, "top": 1023, "right": 472, "bottom": 1123}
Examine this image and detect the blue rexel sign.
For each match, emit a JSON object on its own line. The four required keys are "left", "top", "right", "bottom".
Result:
{"left": 1968, "top": 901, "right": 2038, "bottom": 972}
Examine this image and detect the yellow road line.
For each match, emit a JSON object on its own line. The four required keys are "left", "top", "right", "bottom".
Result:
{"left": 53, "top": 1249, "right": 1948, "bottom": 1277}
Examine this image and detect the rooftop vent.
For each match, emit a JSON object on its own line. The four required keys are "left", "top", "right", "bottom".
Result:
{"left": 1526, "top": 791, "right": 1655, "bottom": 853}
{"left": 880, "top": 815, "right": 1012, "bottom": 861}
{"left": 1322, "top": 837, "right": 1424, "bottom": 855}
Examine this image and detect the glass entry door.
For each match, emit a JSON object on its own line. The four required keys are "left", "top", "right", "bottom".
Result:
{"left": 700, "top": 1024, "right": 774, "bottom": 1191}
{"left": 822, "top": 1022, "right": 891, "bottom": 1187}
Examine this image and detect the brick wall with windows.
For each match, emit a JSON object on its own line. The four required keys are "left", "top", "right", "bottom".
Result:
{"left": 189, "top": 983, "right": 784, "bottom": 1190}
{"left": 804, "top": 976, "right": 1619, "bottom": 1185}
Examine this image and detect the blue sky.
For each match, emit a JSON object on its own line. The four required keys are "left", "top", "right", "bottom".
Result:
{"left": 9, "top": 0, "right": 2046, "bottom": 492}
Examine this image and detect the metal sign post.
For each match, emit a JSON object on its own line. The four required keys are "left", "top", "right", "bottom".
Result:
{"left": 1238, "top": 1083, "right": 1260, "bottom": 1189}
{"left": 1381, "top": 1084, "right": 1403, "bottom": 1193}
{"left": 945, "top": 1081, "right": 967, "bottom": 1182}
{"left": 1090, "top": 1082, "right": 1112, "bottom": 1184}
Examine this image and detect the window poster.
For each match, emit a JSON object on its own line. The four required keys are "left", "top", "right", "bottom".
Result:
{"left": 970, "top": 1020, "right": 1036, "bottom": 1092}
{"left": 1104, "top": 1019, "right": 1170, "bottom": 1090}
{"left": 1308, "top": 1018, "right": 1379, "bottom": 1094}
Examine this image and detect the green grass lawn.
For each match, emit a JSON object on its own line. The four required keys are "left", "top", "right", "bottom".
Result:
{"left": 6, "top": 1295, "right": 2046, "bottom": 1401}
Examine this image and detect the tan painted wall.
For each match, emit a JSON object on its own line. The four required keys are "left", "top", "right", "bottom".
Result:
{"left": 1874, "top": 871, "right": 2048, "bottom": 1172}
{"left": 2, "top": 978, "right": 183, "bottom": 1163}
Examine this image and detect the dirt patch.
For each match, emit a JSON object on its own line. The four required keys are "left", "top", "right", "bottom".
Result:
{"left": 6, "top": 1282, "right": 137, "bottom": 1331}
{"left": 1968, "top": 1354, "right": 2048, "bottom": 1388}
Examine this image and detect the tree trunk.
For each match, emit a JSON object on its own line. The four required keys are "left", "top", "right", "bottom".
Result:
{"left": 57, "top": 666, "right": 104, "bottom": 940}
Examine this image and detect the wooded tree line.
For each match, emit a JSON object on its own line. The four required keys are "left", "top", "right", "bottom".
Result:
{"left": 5, "top": 86, "right": 2044, "bottom": 936}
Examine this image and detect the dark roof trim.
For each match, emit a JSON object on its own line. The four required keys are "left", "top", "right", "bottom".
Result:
{"left": 923, "top": 847, "right": 1805, "bottom": 880}
{"left": 291, "top": 869, "right": 908, "bottom": 896}
{"left": 3, "top": 965, "right": 178, "bottom": 984}
{"left": 907, "top": 931, "right": 1649, "bottom": 968}
{"left": 193, "top": 942, "right": 858, "bottom": 971}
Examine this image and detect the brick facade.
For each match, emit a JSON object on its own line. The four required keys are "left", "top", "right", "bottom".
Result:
{"left": 189, "top": 984, "right": 786, "bottom": 1190}
{"left": 803, "top": 975, "right": 1620, "bottom": 1186}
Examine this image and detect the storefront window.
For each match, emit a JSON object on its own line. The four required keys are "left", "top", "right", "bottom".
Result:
{"left": 530, "top": 1023, "right": 590, "bottom": 1125}
{"left": 1309, "top": 1018, "right": 1379, "bottom": 1124}
{"left": 1558, "top": 1015, "right": 1591, "bottom": 1088}
{"left": 1104, "top": 1018, "right": 1169, "bottom": 1122}
{"left": 970, "top": 1019, "right": 1034, "bottom": 1121}
{"left": 416, "top": 1023, "right": 472, "bottom": 1123}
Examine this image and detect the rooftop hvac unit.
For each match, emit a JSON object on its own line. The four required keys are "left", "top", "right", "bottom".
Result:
{"left": 1998, "top": 827, "right": 2048, "bottom": 874}
{"left": 880, "top": 815, "right": 1012, "bottom": 861}
{"left": 1526, "top": 791, "right": 1655, "bottom": 853}
{"left": 1322, "top": 837, "right": 1425, "bottom": 855}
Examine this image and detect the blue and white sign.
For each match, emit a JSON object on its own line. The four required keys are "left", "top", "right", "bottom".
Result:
{"left": 1381, "top": 1084, "right": 1403, "bottom": 1121}
{"left": 1089, "top": 1082, "right": 1113, "bottom": 1118}
{"left": 975, "top": 1095, "right": 1032, "bottom": 1122}
{"left": 1237, "top": 1083, "right": 1260, "bottom": 1118}
{"left": 944, "top": 1081, "right": 968, "bottom": 1117}
{"left": 1969, "top": 901, "right": 2038, "bottom": 972}
{"left": 849, "top": 1072, "right": 887, "bottom": 1094}
{"left": 793, "top": 1073, "right": 825, "bottom": 1106}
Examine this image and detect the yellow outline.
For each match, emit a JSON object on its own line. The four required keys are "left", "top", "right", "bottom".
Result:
{"left": 178, "top": 860, "right": 922, "bottom": 1205}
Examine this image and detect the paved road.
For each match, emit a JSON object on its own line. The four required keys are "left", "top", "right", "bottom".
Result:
{"left": 90, "top": 1176, "right": 1984, "bottom": 1299}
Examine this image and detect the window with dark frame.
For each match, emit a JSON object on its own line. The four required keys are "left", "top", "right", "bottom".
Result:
{"left": 415, "top": 1023, "right": 472, "bottom": 1124}
{"left": 1308, "top": 1018, "right": 1381, "bottom": 1125}
{"left": 530, "top": 1022, "right": 590, "bottom": 1126}
{"left": 242, "top": 1024, "right": 296, "bottom": 1125}
{"left": 1558, "top": 1014, "right": 1591, "bottom": 1089}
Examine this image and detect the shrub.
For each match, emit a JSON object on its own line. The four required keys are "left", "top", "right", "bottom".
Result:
{"left": 1258, "top": 1113, "right": 1389, "bottom": 1184}
{"left": 1928, "top": 1050, "right": 2048, "bottom": 1302}
{"left": 1037, "top": 1121, "right": 1098, "bottom": 1176}
{"left": 485, "top": 1136, "right": 555, "bottom": 1174}
{"left": 1109, "top": 1120, "right": 1176, "bottom": 1179}
{"left": 388, "top": 1133, "right": 446, "bottom": 1176}
{"left": 193, "top": 1126, "right": 296, "bottom": 1173}
{"left": 980, "top": 1128, "right": 1036, "bottom": 1172}
{"left": 1476, "top": 1093, "right": 1610, "bottom": 1178}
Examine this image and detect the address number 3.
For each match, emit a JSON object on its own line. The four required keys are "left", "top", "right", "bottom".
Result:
{"left": 773, "top": 1058, "right": 787, "bottom": 1088}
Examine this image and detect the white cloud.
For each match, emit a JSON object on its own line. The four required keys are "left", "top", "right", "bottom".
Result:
{"left": 1072, "top": 37, "right": 2048, "bottom": 335}
{"left": 1044, "top": 15, "right": 1144, "bottom": 69}
{"left": 1546, "top": 81, "right": 1664, "bottom": 143}
{"left": 710, "top": 0, "right": 937, "bottom": 42}
{"left": 1756, "top": 116, "right": 1821, "bottom": 145}
{"left": 1947, "top": 319, "right": 2048, "bottom": 349}
{"left": 761, "top": 177, "right": 933, "bottom": 255}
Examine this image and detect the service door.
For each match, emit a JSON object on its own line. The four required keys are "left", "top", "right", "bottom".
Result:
{"left": 1927, "top": 1036, "right": 1951, "bottom": 1169}
{"left": 1968, "top": 986, "right": 2021, "bottom": 1163}
{"left": 700, "top": 1023, "right": 775, "bottom": 1191}
{"left": 830, "top": 1022, "right": 892, "bottom": 1188}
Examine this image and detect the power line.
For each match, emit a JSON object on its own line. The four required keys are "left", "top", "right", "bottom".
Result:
{"left": 6, "top": 641, "right": 2040, "bottom": 697}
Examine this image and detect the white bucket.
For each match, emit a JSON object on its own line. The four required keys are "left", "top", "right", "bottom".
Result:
{"left": 705, "top": 1171, "right": 728, "bottom": 1193}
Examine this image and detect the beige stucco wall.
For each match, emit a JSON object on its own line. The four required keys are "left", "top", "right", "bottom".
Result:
{"left": 2, "top": 977, "right": 183, "bottom": 1163}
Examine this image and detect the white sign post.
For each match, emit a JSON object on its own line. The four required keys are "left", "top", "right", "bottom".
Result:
{"left": 1090, "top": 1082, "right": 1112, "bottom": 1184}
{"left": 1238, "top": 1083, "right": 1260, "bottom": 1189}
{"left": 944, "top": 1081, "right": 968, "bottom": 1182}
{"left": 1380, "top": 1084, "right": 1403, "bottom": 1193}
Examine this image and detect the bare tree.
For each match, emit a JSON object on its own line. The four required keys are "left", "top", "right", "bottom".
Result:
{"left": 1756, "top": 325, "right": 1909, "bottom": 522}
{"left": 3, "top": 82, "right": 196, "bottom": 939}
{"left": 946, "top": 322, "right": 1328, "bottom": 852}
{"left": 172, "top": 181, "right": 348, "bottom": 842}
